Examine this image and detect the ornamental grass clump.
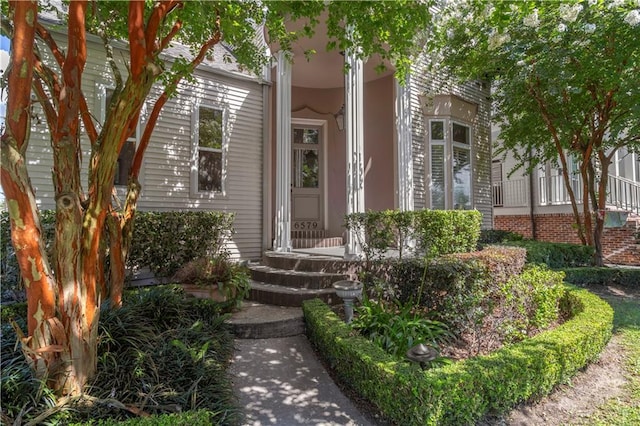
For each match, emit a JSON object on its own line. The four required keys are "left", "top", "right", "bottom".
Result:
{"left": 1, "top": 286, "right": 240, "bottom": 425}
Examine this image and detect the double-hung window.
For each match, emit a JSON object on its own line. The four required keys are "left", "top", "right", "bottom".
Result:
{"left": 192, "top": 104, "right": 226, "bottom": 195}
{"left": 428, "top": 119, "right": 473, "bottom": 210}
{"left": 452, "top": 122, "right": 471, "bottom": 209}
{"left": 429, "top": 120, "right": 446, "bottom": 209}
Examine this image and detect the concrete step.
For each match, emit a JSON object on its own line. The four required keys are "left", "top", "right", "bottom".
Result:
{"left": 247, "top": 281, "right": 339, "bottom": 307}
{"left": 261, "top": 251, "right": 360, "bottom": 274}
{"left": 248, "top": 264, "right": 350, "bottom": 289}
{"left": 227, "top": 302, "right": 305, "bottom": 339}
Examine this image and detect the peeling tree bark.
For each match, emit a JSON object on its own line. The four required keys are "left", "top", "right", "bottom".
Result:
{"left": 3, "top": 0, "right": 225, "bottom": 397}
{"left": 1, "top": 0, "right": 61, "bottom": 388}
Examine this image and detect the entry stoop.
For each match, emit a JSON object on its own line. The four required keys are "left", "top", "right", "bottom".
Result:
{"left": 227, "top": 302, "right": 305, "bottom": 339}
{"left": 229, "top": 249, "right": 361, "bottom": 338}
{"left": 246, "top": 250, "right": 361, "bottom": 307}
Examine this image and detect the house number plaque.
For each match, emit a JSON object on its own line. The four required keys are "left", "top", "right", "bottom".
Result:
{"left": 293, "top": 221, "right": 318, "bottom": 230}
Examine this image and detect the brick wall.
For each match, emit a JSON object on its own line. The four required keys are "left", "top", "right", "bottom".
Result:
{"left": 495, "top": 214, "right": 639, "bottom": 266}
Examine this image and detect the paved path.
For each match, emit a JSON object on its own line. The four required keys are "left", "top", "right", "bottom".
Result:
{"left": 230, "top": 335, "right": 373, "bottom": 426}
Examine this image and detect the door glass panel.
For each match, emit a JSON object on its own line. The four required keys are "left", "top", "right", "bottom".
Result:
{"left": 453, "top": 146, "right": 471, "bottom": 209}
{"left": 293, "top": 148, "right": 319, "bottom": 188}
{"left": 293, "top": 128, "right": 319, "bottom": 144}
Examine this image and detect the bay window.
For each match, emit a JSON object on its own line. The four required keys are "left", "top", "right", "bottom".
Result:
{"left": 428, "top": 119, "right": 472, "bottom": 210}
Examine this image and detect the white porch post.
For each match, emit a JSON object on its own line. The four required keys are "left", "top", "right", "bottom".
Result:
{"left": 395, "top": 76, "right": 414, "bottom": 212}
{"left": 344, "top": 49, "right": 365, "bottom": 260}
{"left": 273, "top": 51, "right": 292, "bottom": 252}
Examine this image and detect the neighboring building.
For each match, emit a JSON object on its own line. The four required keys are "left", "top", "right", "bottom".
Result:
{"left": 492, "top": 127, "right": 640, "bottom": 265}
{"left": 23, "top": 17, "right": 492, "bottom": 261}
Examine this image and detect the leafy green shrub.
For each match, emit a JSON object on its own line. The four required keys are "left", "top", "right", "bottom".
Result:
{"left": 501, "top": 240, "right": 594, "bottom": 268}
{"left": 562, "top": 267, "right": 640, "bottom": 290}
{"left": 478, "top": 229, "right": 523, "bottom": 246}
{"left": 344, "top": 209, "right": 482, "bottom": 262}
{"left": 304, "top": 286, "right": 613, "bottom": 426}
{"left": 68, "top": 410, "right": 225, "bottom": 425}
{"left": 352, "top": 297, "right": 451, "bottom": 358}
{"left": 413, "top": 209, "right": 482, "bottom": 259}
{"left": 500, "top": 265, "right": 566, "bottom": 342}
{"left": 129, "top": 211, "right": 235, "bottom": 277}
{"left": 69, "top": 410, "right": 228, "bottom": 426}
{"left": 389, "top": 246, "right": 527, "bottom": 342}
{"left": 1, "top": 210, "right": 235, "bottom": 294}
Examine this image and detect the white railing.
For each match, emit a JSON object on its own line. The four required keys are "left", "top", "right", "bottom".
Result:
{"left": 536, "top": 173, "right": 639, "bottom": 215}
{"left": 492, "top": 178, "right": 529, "bottom": 207}
{"left": 539, "top": 174, "right": 583, "bottom": 205}
{"left": 607, "top": 175, "right": 640, "bottom": 215}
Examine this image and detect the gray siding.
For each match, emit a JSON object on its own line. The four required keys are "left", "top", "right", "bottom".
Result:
{"left": 409, "top": 55, "right": 493, "bottom": 229}
{"left": 24, "top": 33, "right": 264, "bottom": 260}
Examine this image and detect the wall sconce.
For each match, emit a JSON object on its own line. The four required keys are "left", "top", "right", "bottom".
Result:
{"left": 334, "top": 104, "right": 345, "bottom": 131}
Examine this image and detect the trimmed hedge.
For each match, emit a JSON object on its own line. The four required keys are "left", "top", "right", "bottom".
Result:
{"left": 390, "top": 246, "right": 528, "bottom": 340}
{"left": 128, "top": 211, "right": 234, "bottom": 277}
{"left": 501, "top": 240, "right": 594, "bottom": 268}
{"left": 303, "top": 286, "right": 613, "bottom": 425}
{"left": 478, "top": 229, "right": 523, "bottom": 246}
{"left": 1, "top": 210, "right": 235, "bottom": 290}
{"left": 344, "top": 209, "right": 482, "bottom": 261}
{"left": 562, "top": 267, "right": 640, "bottom": 290}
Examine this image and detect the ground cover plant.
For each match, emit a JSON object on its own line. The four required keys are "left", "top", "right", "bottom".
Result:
{"left": 0, "top": 286, "right": 240, "bottom": 425}
{"left": 305, "top": 284, "right": 612, "bottom": 425}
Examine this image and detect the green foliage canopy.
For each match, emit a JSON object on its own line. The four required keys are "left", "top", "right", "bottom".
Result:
{"left": 434, "top": 0, "right": 640, "bottom": 170}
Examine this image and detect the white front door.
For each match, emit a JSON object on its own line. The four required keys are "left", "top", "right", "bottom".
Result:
{"left": 291, "top": 120, "right": 326, "bottom": 234}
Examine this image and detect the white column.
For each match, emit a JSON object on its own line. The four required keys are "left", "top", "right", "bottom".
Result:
{"left": 395, "top": 76, "right": 414, "bottom": 212}
{"left": 344, "top": 49, "right": 365, "bottom": 260}
{"left": 273, "top": 51, "right": 292, "bottom": 252}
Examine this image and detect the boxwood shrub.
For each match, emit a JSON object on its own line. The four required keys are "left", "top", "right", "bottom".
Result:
{"left": 561, "top": 267, "right": 640, "bottom": 290}
{"left": 1, "top": 210, "right": 235, "bottom": 290}
{"left": 344, "top": 209, "right": 482, "bottom": 261}
{"left": 389, "top": 246, "right": 527, "bottom": 341}
{"left": 303, "top": 286, "right": 613, "bottom": 426}
{"left": 500, "top": 240, "right": 594, "bottom": 268}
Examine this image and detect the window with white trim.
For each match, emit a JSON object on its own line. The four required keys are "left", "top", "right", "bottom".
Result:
{"left": 452, "top": 122, "right": 471, "bottom": 209}
{"left": 429, "top": 120, "right": 446, "bottom": 209}
{"left": 192, "top": 104, "right": 226, "bottom": 194}
{"left": 428, "top": 119, "right": 472, "bottom": 210}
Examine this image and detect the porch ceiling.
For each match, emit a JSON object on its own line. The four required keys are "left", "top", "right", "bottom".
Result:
{"left": 271, "top": 16, "right": 394, "bottom": 89}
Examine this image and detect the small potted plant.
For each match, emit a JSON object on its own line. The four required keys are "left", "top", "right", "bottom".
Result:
{"left": 173, "top": 255, "right": 250, "bottom": 307}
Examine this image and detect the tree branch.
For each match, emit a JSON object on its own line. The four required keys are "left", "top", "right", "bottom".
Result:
{"left": 528, "top": 79, "right": 587, "bottom": 245}
{"left": 130, "top": 26, "right": 221, "bottom": 179}
{"left": 94, "top": 6, "right": 123, "bottom": 90}
{"left": 2, "top": 0, "right": 38, "bottom": 153}
{"left": 36, "top": 22, "right": 65, "bottom": 68}
{"left": 159, "top": 20, "right": 182, "bottom": 52}
{"left": 32, "top": 78, "right": 57, "bottom": 131}
{"left": 128, "top": 1, "right": 147, "bottom": 80}
{"left": 146, "top": 1, "right": 182, "bottom": 56}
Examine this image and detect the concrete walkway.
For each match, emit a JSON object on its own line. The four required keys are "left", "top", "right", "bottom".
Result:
{"left": 230, "top": 335, "right": 373, "bottom": 426}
